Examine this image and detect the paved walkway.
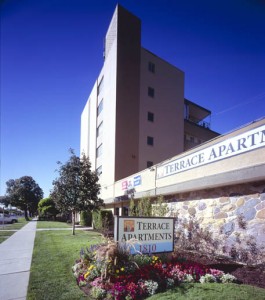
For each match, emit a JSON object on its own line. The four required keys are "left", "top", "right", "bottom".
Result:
{"left": 0, "top": 220, "right": 37, "bottom": 300}
{"left": 0, "top": 222, "right": 93, "bottom": 300}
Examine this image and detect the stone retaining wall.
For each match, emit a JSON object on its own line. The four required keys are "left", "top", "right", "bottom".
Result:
{"left": 166, "top": 181, "right": 265, "bottom": 251}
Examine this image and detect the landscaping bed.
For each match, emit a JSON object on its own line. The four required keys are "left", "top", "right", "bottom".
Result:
{"left": 72, "top": 241, "right": 265, "bottom": 299}
{"left": 177, "top": 250, "right": 265, "bottom": 289}
{"left": 27, "top": 226, "right": 265, "bottom": 299}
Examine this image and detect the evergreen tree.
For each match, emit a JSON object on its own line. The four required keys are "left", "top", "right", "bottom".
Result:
{"left": 51, "top": 149, "right": 103, "bottom": 235}
{"left": 38, "top": 197, "right": 59, "bottom": 219}
{"left": 5, "top": 176, "right": 43, "bottom": 220}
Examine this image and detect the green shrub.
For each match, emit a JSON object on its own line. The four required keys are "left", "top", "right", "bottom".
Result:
{"left": 80, "top": 211, "right": 92, "bottom": 226}
{"left": 129, "top": 194, "right": 169, "bottom": 217}
{"left": 92, "top": 210, "right": 113, "bottom": 232}
{"left": 38, "top": 197, "right": 59, "bottom": 220}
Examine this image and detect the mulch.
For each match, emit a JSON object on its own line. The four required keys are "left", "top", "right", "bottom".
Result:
{"left": 177, "top": 250, "right": 265, "bottom": 289}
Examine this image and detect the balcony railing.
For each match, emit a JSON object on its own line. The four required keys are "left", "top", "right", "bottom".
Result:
{"left": 185, "top": 117, "right": 211, "bottom": 129}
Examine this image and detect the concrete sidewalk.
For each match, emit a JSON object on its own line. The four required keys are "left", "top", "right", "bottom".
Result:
{"left": 0, "top": 220, "right": 37, "bottom": 300}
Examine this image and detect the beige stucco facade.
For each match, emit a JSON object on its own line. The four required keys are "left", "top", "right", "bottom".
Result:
{"left": 102, "top": 117, "right": 265, "bottom": 206}
{"left": 103, "top": 118, "right": 265, "bottom": 251}
{"left": 138, "top": 48, "right": 185, "bottom": 169}
{"left": 79, "top": 4, "right": 265, "bottom": 255}
{"left": 80, "top": 5, "right": 218, "bottom": 193}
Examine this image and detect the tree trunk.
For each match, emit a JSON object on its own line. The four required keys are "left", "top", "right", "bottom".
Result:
{"left": 24, "top": 209, "right": 29, "bottom": 221}
{"left": 72, "top": 211, "right": 75, "bottom": 235}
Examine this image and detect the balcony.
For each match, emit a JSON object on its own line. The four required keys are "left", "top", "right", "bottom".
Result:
{"left": 184, "top": 99, "right": 211, "bottom": 129}
{"left": 184, "top": 99, "right": 219, "bottom": 151}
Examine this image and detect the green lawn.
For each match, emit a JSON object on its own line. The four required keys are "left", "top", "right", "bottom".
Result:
{"left": 27, "top": 224, "right": 265, "bottom": 300}
{"left": 0, "top": 217, "right": 29, "bottom": 244}
{"left": 27, "top": 228, "right": 102, "bottom": 300}
{"left": 149, "top": 282, "right": 265, "bottom": 300}
{"left": 37, "top": 220, "right": 72, "bottom": 229}
{"left": 0, "top": 231, "right": 13, "bottom": 243}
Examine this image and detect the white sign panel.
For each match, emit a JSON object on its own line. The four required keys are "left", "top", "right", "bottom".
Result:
{"left": 157, "top": 124, "right": 265, "bottom": 179}
{"left": 122, "top": 175, "right": 142, "bottom": 190}
{"left": 114, "top": 217, "right": 175, "bottom": 254}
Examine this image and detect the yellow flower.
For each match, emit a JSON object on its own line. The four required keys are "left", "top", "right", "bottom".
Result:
{"left": 121, "top": 267, "right": 125, "bottom": 272}
{"left": 84, "top": 272, "right": 90, "bottom": 279}
{"left": 88, "top": 265, "right": 94, "bottom": 270}
{"left": 116, "top": 270, "right": 120, "bottom": 274}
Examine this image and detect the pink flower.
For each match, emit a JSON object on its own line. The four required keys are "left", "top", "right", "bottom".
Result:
{"left": 209, "top": 268, "right": 224, "bottom": 278}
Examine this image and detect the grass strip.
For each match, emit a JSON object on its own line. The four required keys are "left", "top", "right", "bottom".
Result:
{"left": 0, "top": 218, "right": 29, "bottom": 244}
{"left": 0, "top": 231, "right": 14, "bottom": 243}
{"left": 27, "top": 229, "right": 102, "bottom": 300}
{"left": 37, "top": 220, "right": 72, "bottom": 229}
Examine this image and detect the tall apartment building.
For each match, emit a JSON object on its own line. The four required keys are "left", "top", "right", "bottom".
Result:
{"left": 80, "top": 4, "right": 219, "bottom": 191}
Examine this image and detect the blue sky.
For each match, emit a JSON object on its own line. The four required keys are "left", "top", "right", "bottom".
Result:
{"left": 1, "top": 0, "right": 265, "bottom": 197}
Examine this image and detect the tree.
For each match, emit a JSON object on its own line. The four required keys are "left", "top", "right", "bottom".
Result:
{"left": 38, "top": 197, "right": 59, "bottom": 220}
{"left": 129, "top": 195, "right": 169, "bottom": 217}
{"left": 0, "top": 195, "right": 11, "bottom": 207}
{"left": 152, "top": 195, "right": 169, "bottom": 217}
{"left": 50, "top": 149, "right": 103, "bottom": 235}
{"left": 5, "top": 176, "right": 43, "bottom": 220}
{"left": 129, "top": 195, "right": 152, "bottom": 217}
{"left": 0, "top": 195, "right": 11, "bottom": 214}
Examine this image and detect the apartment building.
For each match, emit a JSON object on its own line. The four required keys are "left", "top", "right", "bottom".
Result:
{"left": 80, "top": 4, "right": 219, "bottom": 191}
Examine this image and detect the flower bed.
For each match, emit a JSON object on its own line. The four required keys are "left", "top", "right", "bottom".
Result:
{"left": 72, "top": 242, "right": 237, "bottom": 299}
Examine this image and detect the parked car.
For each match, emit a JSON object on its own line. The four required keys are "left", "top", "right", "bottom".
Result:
{"left": 0, "top": 213, "right": 18, "bottom": 224}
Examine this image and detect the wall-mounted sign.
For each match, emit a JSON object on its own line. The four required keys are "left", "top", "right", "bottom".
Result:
{"left": 157, "top": 124, "right": 265, "bottom": 179}
{"left": 122, "top": 175, "right": 142, "bottom": 190}
{"left": 114, "top": 216, "right": 175, "bottom": 254}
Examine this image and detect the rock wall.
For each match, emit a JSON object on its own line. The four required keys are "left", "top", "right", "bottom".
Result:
{"left": 166, "top": 181, "right": 265, "bottom": 250}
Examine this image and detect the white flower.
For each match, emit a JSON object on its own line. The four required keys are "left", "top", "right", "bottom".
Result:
{"left": 144, "top": 280, "right": 158, "bottom": 295}
{"left": 166, "top": 278, "right": 175, "bottom": 288}
{"left": 184, "top": 274, "right": 194, "bottom": 283}
{"left": 200, "top": 274, "right": 216, "bottom": 284}
{"left": 220, "top": 273, "right": 236, "bottom": 283}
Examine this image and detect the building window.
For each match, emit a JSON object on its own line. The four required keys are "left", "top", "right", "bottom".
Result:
{"left": 148, "top": 87, "right": 155, "bottom": 98}
{"left": 96, "top": 144, "right": 103, "bottom": 158}
{"left": 147, "top": 161, "right": 153, "bottom": 168}
{"left": 97, "top": 100, "right": 103, "bottom": 116}
{"left": 147, "top": 112, "right": 154, "bottom": 122}
{"left": 147, "top": 136, "right": 154, "bottom": 146}
{"left": 96, "top": 165, "right": 102, "bottom": 176}
{"left": 96, "top": 121, "right": 103, "bottom": 137}
{"left": 148, "top": 62, "right": 155, "bottom": 73}
{"left": 97, "top": 76, "right": 104, "bottom": 95}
